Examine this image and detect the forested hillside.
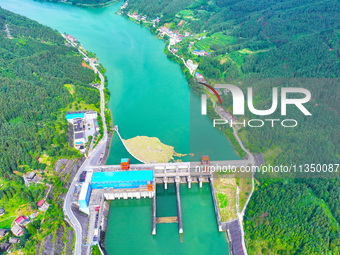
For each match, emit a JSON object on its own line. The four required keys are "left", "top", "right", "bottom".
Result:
{"left": 0, "top": 7, "right": 100, "bottom": 177}
{"left": 124, "top": 0, "right": 340, "bottom": 254}
{"left": 244, "top": 179, "right": 340, "bottom": 254}
{"left": 0, "top": 7, "right": 101, "bottom": 254}
{"left": 126, "top": 0, "right": 340, "bottom": 165}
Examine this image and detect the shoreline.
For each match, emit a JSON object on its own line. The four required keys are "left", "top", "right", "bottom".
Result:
{"left": 38, "top": 0, "right": 118, "bottom": 9}
{"left": 121, "top": 11, "right": 248, "bottom": 161}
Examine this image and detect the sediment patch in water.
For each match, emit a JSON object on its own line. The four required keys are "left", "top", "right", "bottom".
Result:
{"left": 123, "top": 136, "right": 187, "bottom": 163}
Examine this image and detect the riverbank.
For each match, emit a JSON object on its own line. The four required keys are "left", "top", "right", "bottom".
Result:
{"left": 39, "top": 0, "right": 118, "bottom": 8}
{"left": 121, "top": 9, "right": 248, "bottom": 161}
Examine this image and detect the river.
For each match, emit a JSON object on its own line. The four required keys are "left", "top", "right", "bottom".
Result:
{"left": 0, "top": 0, "right": 236, "bottom": 254}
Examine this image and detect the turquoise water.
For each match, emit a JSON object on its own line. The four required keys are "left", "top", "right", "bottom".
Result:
{"left": 0, "top": 0, "right": 240, "bottom": 164}
{"left": 0, "top": 0, "right": 234, "bottom": 253}
{"left": 105, "top": 184, "right": 229, "bottom": 255}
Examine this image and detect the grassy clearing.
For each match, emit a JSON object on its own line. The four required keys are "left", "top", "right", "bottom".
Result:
{"left": 64, "top": 100, "right": 99, "bottom": 113}
{"left": 193, "top": 33, "right": 237, "bottom": 51}
{"left": 263, "top": 146, "right": 282, "bottom": 164}
{"left": 64, "top": 84, "right": 75, "bottom": 95}
{"left": 0, "top": 203, "right": 33, "bottom": 228}
{"left": 239, "top": 48, "right": 254, "bottom": 54}
{"left": 214, "top": 170, "right": 252, "bottom": 222}
{"left": 0, "top": 216, "right": 16, "bottom": 228}
{"left": 38, "top": 154, "right": 51, "bottom": 166}
{"left": 228, "top": 51, "right": 247, "bottom": 66}
{"left": 214, "top": 177, "right": 237, "bottom": 222}
{"left": 179, "top": 10, "right": 194, "bottom": 16}
{"left": 237, "top": 175, "right": 252, "bottom": 212}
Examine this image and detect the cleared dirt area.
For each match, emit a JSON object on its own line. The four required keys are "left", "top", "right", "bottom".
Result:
{"left": 214, "top": 171, "right": 252, "bottom": 222}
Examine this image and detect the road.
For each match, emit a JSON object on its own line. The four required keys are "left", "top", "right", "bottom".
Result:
{"left": 62, "top": 34, "right": 108, "bottom": 255}
{"left": 167, "top": 41, "right": 196, "bottom": 75}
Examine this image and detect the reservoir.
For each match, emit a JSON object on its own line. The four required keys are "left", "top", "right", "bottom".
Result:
{"left": 0, "top": 0, "right": 236, "bottom": 254}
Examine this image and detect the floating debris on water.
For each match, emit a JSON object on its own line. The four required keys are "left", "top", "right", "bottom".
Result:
{"left": 123, "top": 136, "right": 188, "bottom": 163}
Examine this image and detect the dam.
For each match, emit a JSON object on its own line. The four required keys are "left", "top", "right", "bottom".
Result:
{"left": 72, "top": 156, "right": 250, "bottom": 254}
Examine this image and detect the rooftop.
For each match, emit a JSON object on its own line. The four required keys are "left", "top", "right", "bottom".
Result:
{"left": 0, "top": 243, "right": 10, "bottom": 252}
{"left": 79, "top": 171, "right": 87, "bottom": 182}
{"left": 37, "top": 199, "right": 45, "bottom": 207}
{"left": 79, "top": 182, "right": 90, "bottom": 201}
{"left": 26, "top": 172, "right": 36, "bottom": 179}
{"left": 91, "top": 170, "right": 153, "bottom": 183}
{"left": 73, "top": 118, "right": 84, "bottom": 132}
{"left": 11, "top": 224, "right": 23, "bottom": 236}
{"left": 0, "top": 229, "right": 8, "bottom": 237}
{"left": 9, "top": 237, "right": 20, "bottom": 244}
{"left": 75, "top": 132, "right": 84, "bottom": 139}
{"left": 14, "top": 216, "right": 28, "bottom": 224}
{"left": 121, "top": 158, "right": 129, "bottom": 163}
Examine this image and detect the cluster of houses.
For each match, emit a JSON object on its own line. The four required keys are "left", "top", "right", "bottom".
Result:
{"left": 10, "top": 216, "right": 29, "bottom": 237}
{"left": 159, "top": 27, "right": 188, "bottom": 44}
{"left": 195, "top": 72, "right": 207, "bottom": 83}
{"left": 0, "top": 198, "right": 49, "bottom": 252}
{"left": 0, "top": 235, "right": 20, "bottom": 253}
{"left": 0, "top": 227, "right": 20, "bottom": 253}
{"left": 121, "top": 1, "right": 128, "bottom": 9}
{"left": 64, "top": 34, "right": 77, "bottom": 44}
{"left": 192, "top": 49, "right": 211, "bottom": 56}
{"left": 127, "top": 10, "right": 160, "bottom": 25}
{"left": 66, "top": 111, "right": 99, "bottom": 154}
{"left": 216, "top": 106, "right": 238, "bottom": 123}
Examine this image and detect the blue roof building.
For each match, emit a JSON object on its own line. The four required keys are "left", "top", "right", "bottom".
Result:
{"left": 91, "top": 170, "right": 153, "bottom": 190}
{"left": 66, "top": 113, "right": 85, "bottom": 121}
{"left": 121, "top": 158, "right": 129, "bottom": 163}
{"left": 79, "top": 183, "right": 92, "bottom": 214}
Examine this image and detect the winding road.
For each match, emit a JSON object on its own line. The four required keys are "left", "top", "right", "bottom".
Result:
{"left": 62, "top": 34, "right": 108, "bottom": 255}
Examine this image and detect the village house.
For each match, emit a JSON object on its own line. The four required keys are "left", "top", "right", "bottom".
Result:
{"left": 192, "top": 49, "right": 210, "bottom": 56}
{"left": 9, "top": 237, "right": 20, "bottom": 244}
{"left": 195, "top": 72, "right": 207, "bottom": 83}
{"left": 0, "top": 243, "right": 11, "bottom": 253}
{"left": 0, "top": 229, "right": 8, "bottom": 237}
{"left": 14, "top": 216, "right": 29, "bottom": 226}
{"left": 65, "top": 34, "right": 77, "bottom": 44}
{"left": 0, "top": 208, "right": 4, "bottom": 216}
{"left": 11, "top": 224, "right": 23, "bottom": 237}
{"left": 26, "top": 172, "right": 36, "bottom": 181}
{"left": 37, "top": 199, "right": 45, "bottom": 208}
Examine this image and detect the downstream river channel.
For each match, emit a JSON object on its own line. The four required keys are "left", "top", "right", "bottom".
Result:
{"left": 0, "top": 0, "right": 238, "bottom": 254}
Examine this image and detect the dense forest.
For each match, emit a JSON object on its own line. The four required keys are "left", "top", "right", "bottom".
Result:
{"left": 0, "top": 6, "right": 102, "bottom": 254}
{"left": 125, "top": 0, "right": 340, "bottom": 254}
{"left": 244, "top": 179, "right": 339, "bottom": 254}
{"left": 0, "top": 7, "right": 99, "bottom": 177}
{"left": 126, "top": 0, "right": 340, "bottom": 165}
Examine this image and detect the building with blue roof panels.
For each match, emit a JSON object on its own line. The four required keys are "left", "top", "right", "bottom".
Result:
{"left": 90, "top": 170, "right": 153, "bottom": 190}
{"left": 79, "top": 183, "right": 92, "bottom": 214}
{"left": 66, "top": 113, "right": 85, "bottom": 121}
